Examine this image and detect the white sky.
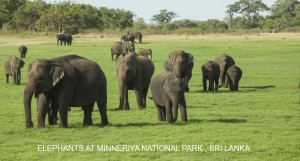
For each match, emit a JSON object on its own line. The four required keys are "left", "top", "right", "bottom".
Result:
{"left": 44, "top": 0, "right": 277, "bottom": 23}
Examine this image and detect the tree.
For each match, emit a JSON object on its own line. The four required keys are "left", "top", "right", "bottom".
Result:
{"left": 151, "top": 9, "right": 177, "bottom": 24}
{"left": 226, "top": 0, "right": 269, "bottom": 29}
{"left": 0, "top": 0, "right": 26, "bottom": 27}
{"left": 269, "top": 0, "right": 300, "bottom": 28}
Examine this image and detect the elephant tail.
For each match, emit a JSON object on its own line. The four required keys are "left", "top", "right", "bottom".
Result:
{"left": 148, "top": 96, "right": 153, "bottom": 100}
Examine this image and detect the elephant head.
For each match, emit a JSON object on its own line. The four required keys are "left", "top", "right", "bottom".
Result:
{"left": 163, "top": 77, "right": 186, "bottom": 122}
{"left": 24, "top": 60, "right": 64, "bottom": 128}
{"left": 168, "top": 50, "right": 194, "bottom": 92}
{"left": 126, "top": 42, "right": 135, "bottom": 54}
{"left": 138, "top": 48, "right": 152, "bottom": 59}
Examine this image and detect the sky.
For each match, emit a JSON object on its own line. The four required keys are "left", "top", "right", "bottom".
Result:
{"left": 44, "top": 0, "right": 277, "bottom": 23}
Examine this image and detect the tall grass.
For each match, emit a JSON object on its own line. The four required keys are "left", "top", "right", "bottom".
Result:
{"left": 0, "top": 33, "right": 299, "bottom": 161}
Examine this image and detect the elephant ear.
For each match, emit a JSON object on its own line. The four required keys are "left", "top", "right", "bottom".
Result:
{"left": 187, "top": 53, "right": 194, "bottom": 68}
{"left": 50, "top": 63, "right": 64, "bottom": 86}
{"left": 163, "top": 60, "right": 173, "bottom": 71}
{"left": 169, "top": 52, "right": 175, "bottom": 63}
{"left": 27, "top": 63, "right": 32, "bottom": 73}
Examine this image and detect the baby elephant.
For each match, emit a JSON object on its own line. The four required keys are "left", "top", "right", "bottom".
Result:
{"left": 4, "top": 56, "right": 25, "bottom": 85}
{"left": 201, "top": 61, "right": 220, "bottom": 91}
{"left": 150, "top": 71, "right": 187, "bottom": 123}
{"left": 111, "top": 42, "right": 135, "bottom": 61}
{"left": 226, "top": 65, "right": 242, "bottom": 91}
{"left": 138, "top": 48, "right": 152, "bottom": 59}
{"left": 18, "top": 45, "right": 27, "bottom": 58}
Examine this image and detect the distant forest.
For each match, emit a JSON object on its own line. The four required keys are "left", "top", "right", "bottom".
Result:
{"left": 0, "top": 0, "right": 300, "bottom": 34}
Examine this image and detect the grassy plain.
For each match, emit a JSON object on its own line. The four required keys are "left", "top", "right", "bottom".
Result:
{"left": 0, "top": 33, "right": 299, "bottom": 161}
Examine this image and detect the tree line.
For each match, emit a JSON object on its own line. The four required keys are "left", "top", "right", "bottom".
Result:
{"left": 0, "top": 0, "right": 299, "bottom": 34}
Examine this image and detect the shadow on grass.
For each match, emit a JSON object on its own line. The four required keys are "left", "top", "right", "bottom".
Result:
{"left": 207, "top": 119, "right": 247, "bottom": 123}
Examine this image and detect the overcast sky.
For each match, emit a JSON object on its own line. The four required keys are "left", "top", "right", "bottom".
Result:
{"left": 44, "top": 0, "right": 277, "bottom": 23}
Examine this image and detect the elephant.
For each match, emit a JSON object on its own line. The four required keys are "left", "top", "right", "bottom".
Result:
{"left": 116, "top": 53, "right": 155, "bottom": 110}
{"left": 111, "top": 42, "right": 135, "bottom": 61}
{"left": 4, "top": 56, "right": 25, "bottom": 85}
{"left": 24, "top": 55, "right": 108, "bottom": 128}
{"left": 130, "top": 31, "right": 143, "bottom": 43}
{"left": 201, "top": 61, "right": 220, "bottom": 91}
{"left": 121, "top": 34, "right": 134, "bottom": 43}
{"left": 56, "top": 34, "right": 73, "bottom": 46}
{"left": 163, "top": 50, "right": 194, "bottom": 92}
{"left": 214, "top": 53, "right": 235, "bottom": 88}
{"left": 137, "top": 48, "right": 152, "bottom": 59}
{"left": 36, "top": 94, "right": 59, "bottom": 125}
{"left": 18, "top": 45, "right": 27, "bottom": 58}
{"left": 150, "top": 71, "right": 187, "bottom": 123}
{"left": 225, "top": 65, "right": 242, "bottom": 91}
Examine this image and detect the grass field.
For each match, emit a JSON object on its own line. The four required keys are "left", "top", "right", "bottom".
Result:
{"left": 0, "top": 33, "right": 299, "bottom": 161}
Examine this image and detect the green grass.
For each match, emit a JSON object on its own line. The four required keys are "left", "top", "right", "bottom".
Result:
{"left": 0, "top": 34, "right": 299, "bottom": 161}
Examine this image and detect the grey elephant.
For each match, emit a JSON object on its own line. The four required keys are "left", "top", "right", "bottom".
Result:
{"left": 116, "top": 54, "right": 155, "bottom": 110}
{"left": 150, "top": 71, "right": 187, "bottom": 123}
{"left": 4, "top": 56, "right": 25, "bottom": 85}
{"left": 163, "top": 50, "right": 194, "bottom": 92}
{"left": 225, "top": 65, "right": 242, "bottom": 91}
{"left": 111, "top": 42, "right": 135, "bottom": 61}
{"left": 137, "top": 48, "right": 152, "bottom": 59}
{"left": 201, "top": 61, "right": 220, "bottom": 91}
{"left": 56, "top": 34, "right": 73, "bottom": 46}
{"left": 18, "top": 45, "right": 27, "bottom": 58}
{"left": 214, "top": 53, "right": 235, "bottom": 88}
{"left": 24, "top": 55, "right": 108, "bottom": 128}
{"left": 121, "top": 34, "right": 134, "bottom": 43}
{"left": 130, "top": 31, "right": 143, "bottom": 43}
{"left": 36, "top": 94, "right": 58, "bottom": 125}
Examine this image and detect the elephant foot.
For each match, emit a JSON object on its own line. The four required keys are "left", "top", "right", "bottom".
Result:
{"left": 124, "top": 107, "right": 130, "bottom": 110}
{"left": 138, "top": 106, "right": 145, "bottom": 110}
{"left": 185, "top": 87, "right": 189, "bottom": 92}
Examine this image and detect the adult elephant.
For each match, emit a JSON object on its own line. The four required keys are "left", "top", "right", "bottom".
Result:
{"left": 214, "top": 53, "right": 235, "bottom": 88}
{"left": 24, "top": 55, "right": 108, "bottom": 128}
{"left": 18, "top": 45, "right": 27, "bottom": 58}
{"left": 121, "top": 34, "right": 134, "bottom": 43}
{"left": 163, "top": 50, "right": 194, "bottom": 92}
{"left": 131, "top": 31, "right": 143, "bottom": 43}
{"left": 138, "top": 48, "right": 152, "bottom": 59}
{"left": 4, "top": 56, "right": 25, "bottom": 85}
{"left": 201, "top": 61, "right": 220, "bottom": 91}
{"left": 150, "top": 71, "right": 187, "bottom": 123}
{"left": 111, "top": 42, "right": 135, "bottom": 61}
{"left": 116, "top": 54, "right": 155, "bottom": 110}
{"left": 225, "top": 65, "right": 242, "bottom": 91}
{"left": 56, "top": 34, "right": 73, "bottom": 46}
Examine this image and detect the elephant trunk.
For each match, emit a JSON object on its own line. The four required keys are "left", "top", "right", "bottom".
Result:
{"left": 37, "top": 93, "right": 48, "bottom": 128}
{"left": 219, "top": 67, "right": 225, "bottom": 88}
{"left": 24, "top": 83, "right": 34, "bottom": 128}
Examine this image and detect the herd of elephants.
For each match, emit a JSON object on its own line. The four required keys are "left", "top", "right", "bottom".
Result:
{"left": 3, "top": 32, "right": 242, "bottom": 129}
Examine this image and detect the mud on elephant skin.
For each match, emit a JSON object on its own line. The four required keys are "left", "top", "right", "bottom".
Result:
{"left": 24, "top": 55, "right": 108, "bottom": 128}
{"left": 150, "top": 71, "right": 187, "bottom": 123}
{"left": 163, "top": 50, "right": 194, "bottom": 92}
{"left": 4, "top": 56, "right": 25, "bottom": 85}
{"left": 201, "top": 61, "right": 220, "bottom": 91}
{"left": 116, "top": 54, "right": 155, "bottom": 110}
{"left": 214, "top": 53, "right": 235, "bottom": 88}
{"left": 225, "top": 65, "right": 242, "bottom": 91}
{"left": 111, "top": 42, "right": 135, "bottom": 61}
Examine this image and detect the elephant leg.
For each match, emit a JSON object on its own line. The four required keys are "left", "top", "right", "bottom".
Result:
{"left": 208, "top": 75, "right": 214, "bottom": 91}
{"left": 6, "top": 74, "right": 9, "bottom": 83}
{"left": 37, "top": 93, "right": 49, "bottom": 128}
{"left": 48, "top": 100, "right": 58, "bottom": 125}
{"left": 58, "top": 102, "right": 69, "bottom": 128}
{"left": 97, "top": 89, "right": 108, "bottom": 126}
{"left": 142, "top": 88, "right": 148, "bottom": 108}
{"left": 179, "top": 99, "right": 187, "bottom": 122}
{"left": 155, "top": 105, "right": 163, "bottom": 121}
{"left": 165, "top": 101, "right": 172, "bottom": 122}
{"left": 236, "top": 80, "right": 240, "bottom": 91}
{"left": 123, "top": 86, "right": 130, "bottom": 110}
{"left": 214, "top": 78, "right": 219, "bottom": 91}
{"left": 82, "top": 103, "right": 94, "bottom": 126}
{"left": 202, "top": 76, "right": 207, "bottom": 91}
{"left": 162, "top": 108, "right": 166, "bottom": 121}
{"left": 134, "top": 88, "right": 144, "bottom": 110}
